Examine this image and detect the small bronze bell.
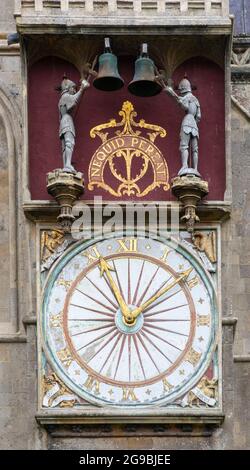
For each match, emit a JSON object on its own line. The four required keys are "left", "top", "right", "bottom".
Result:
{"left": 93, "top": 38, "right": 124, "bottom": 91}
{"left": 128, "top": 44, "right": 162, "bottom": 97}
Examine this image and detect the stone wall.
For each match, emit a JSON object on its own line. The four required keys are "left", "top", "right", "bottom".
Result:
{"left": 231, "top": 105, "right": 250, "bottom": 357}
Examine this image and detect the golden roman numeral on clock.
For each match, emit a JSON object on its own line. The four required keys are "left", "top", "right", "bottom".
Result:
{"left": 50, "top": 312, "right": 62, "bottom": 328}
{"left": 84, "top": 376, "right": 100, "bottom": 395}
{"left": 122, "top": 388, "right": 138, "bottom": 401}
{"left": 57, "top": 348, "right": 73, "bottom": 367}
{"left": 197, "top": 315, "right": 210, "bottom": 327}
{"left": 57, "top": 278, "right": 71, "bottom": 290}
{"left": 186, "top": 348, "right": 202, "bottom": 366}
{"left": 161, "top": 247, "right": 171, "bottom": 262}
{"left": 117, "top": 239, "right": 138, "bottom": 253}
{"left": 82, "top": 246, "right": 101, "bottom": 263}
{"left": 162, "top": 378, "right": 173, "bottom": 392}
{"left": 187, "top": 276, "right": 199, "bottom": 289}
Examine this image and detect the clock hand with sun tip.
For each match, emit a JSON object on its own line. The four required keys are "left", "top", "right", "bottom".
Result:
{"left": 126, "top": 267, "right": 193, "bottom": 325}
{"left": 98, "top": 257, "right": 131, "bottom": 320}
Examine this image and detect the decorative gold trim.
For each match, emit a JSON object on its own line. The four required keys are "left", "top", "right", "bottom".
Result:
{"left": 42, "top": 372, "right": 77, "bottom": 408}
{"left": 186, "top": 376, "right": 218, "bottom": 408}
{"left": 41, "top": 230, "right": 64, "bottom": 262}
{"left": 88, "top": 101, "right": 169, "bottom": 197}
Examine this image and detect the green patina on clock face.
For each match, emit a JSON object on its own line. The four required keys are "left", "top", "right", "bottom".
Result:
{"left": 41, "top": 234, "right": 217, "bottom": 408}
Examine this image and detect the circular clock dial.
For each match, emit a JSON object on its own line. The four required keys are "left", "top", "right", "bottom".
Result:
{"left": 42, "top": 235, "right": 217, "bottom": 407}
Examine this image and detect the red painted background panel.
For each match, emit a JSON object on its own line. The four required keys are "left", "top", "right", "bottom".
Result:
{"left": 28, "top": 55, "right": 225, "bottom": 201}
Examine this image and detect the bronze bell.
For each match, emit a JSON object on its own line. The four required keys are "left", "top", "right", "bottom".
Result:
{"left": 128, "top": 44, "right": 162, "bottom": 97}
{"left": 93, "top": 38, "right": 124, "bottom": 92}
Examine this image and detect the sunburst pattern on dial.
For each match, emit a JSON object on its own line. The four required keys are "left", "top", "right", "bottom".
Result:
{"left": 42, "top": 235, "right": 217, "bottom": 407}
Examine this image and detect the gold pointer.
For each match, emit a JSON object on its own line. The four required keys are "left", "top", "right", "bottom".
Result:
{"left": 126, "top": 267, "right": 193, "bottom": 325}
{"left": 99, "top": 258, "right": 131, "bottom": 321}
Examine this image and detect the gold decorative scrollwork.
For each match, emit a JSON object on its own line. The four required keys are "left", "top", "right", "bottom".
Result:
{"left": 42, "top": 372, "right": 77, "bottom": 408}
{"left": 41, "top": 230, "right": 64, "bottom": 262}
{"left": 186, "top": 376, "right": 218, "bottom": 408}
{"left": 88, "top": 101, "right": 169, "bottom": 197}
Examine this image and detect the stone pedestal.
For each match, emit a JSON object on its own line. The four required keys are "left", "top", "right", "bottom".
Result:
{"left": 47, "top": 170, "right": 84, "bottom": 231}
{"left": 171, "top": 175, "right": 209, "bottom": 233}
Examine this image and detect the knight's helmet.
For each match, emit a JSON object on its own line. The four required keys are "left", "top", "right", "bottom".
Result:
{"left": 178, "top": 77, "right": 192, "bottom": 94}
{"left": 60, "top": 76, "right": 77, "bottom": 94}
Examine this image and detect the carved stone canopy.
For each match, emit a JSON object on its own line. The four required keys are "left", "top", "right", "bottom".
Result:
{"left": 26, "top": 35, "right": 226, "bottom": 78}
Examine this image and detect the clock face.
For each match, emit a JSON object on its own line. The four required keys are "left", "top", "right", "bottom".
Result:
{"left": 42, "top": 235, "right": 217, "bottom": 407}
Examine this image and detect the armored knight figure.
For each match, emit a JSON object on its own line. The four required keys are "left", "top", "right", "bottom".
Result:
{"left": 58, "top": 76, "right": 90, "bottom": 173}
{"left": 165, "top": 77, "right": 201, "bottom": 177}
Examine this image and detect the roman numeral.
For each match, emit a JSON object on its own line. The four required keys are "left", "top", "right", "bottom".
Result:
{"left": 117, "top": 239, "right": 138, "bottom": 253}
{"left": 82, "top": 246, "right": 101, "bottom": 263}
{"left": 161, "top": 247, "right": 171, "bottom": 262}
{"left": 162, "top": 378, "right": 173, "bottom": 392}
{"left": 57, "top": 278, "right": 71, "bottom": 290}
{"left": 186, "top": 348, "right": 201, "bottom": 366}
{"left": 197, "top": 315, "right": 210, "bottom": 327}
{"left": 122, "top": 388, "right": 138, "bottom": 401}
{"left": 187, "top": 276, "right": 199, "bottom": 289}
{"left": 57, "top": 348, "right": 73, "bottom": 368}
{"left": 84, "top": 376, "right": 100, "bottom": 395}
{"left": 50, "top": 312, "right": 62, "bottom": 328}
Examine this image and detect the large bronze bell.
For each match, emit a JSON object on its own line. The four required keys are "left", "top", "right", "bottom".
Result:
{"left": 128, "top": 44, "right": 162, "bottom": 97}
{"left": 93, "top": 38, "right": 124, "bottom": 91}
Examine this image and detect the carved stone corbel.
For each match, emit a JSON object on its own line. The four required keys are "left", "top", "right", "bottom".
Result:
{"left": 47, "top": 169, "right": 84, "bottom": 231}
{"left": 171, "top": 175, "right": 209, "bottom": 233}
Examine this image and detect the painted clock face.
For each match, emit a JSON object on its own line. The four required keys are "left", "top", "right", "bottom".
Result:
{"left": 42, "top": 235, "right": 217, "bottom": 407}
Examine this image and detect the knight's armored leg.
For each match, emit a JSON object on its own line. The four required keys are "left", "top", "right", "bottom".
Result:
{"left": 181, "top": 148, "right": 189, "bottom": 168}
{"left": 191, "top": 137, "right": 198, "bottom": 171}
{"left": 178, "top": 131, "right": 190, "bottom": 176}
{"left": 64, "top": 131, "right": 76, "bottom": 173}
{"left": 61, "top": 139, "right": 66, "bottom": 168}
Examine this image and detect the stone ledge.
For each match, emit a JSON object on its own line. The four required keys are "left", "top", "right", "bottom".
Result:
{"left": 0, "top": 39, "right": 20, "bottom": 56}
{"left": 222, "top": 317, "right": 238, "bottom": 326}
{"left": 234, "top": 355, "right": 250, "bottom": 363}
{"left": 23, "top": 316, "right": 37, "bottom": 326}
{"left": 36, "top": 409, "right": 224, "bottom": 426}
{"left": 0, "top": 334, "right": 27, "bottom": 343}
{"left": 16, "top": 18, "right": 232, "bottom": 36}
{"left": 43, "top": 423, "right": 217, "bottom": 438}
{"left": 222, "top": 317, "right": 237, "bottom": 337}
{"left": 23, "top": 200, "right": 231, "bottom": 223}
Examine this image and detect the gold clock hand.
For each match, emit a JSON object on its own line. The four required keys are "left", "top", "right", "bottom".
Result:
{"left": 129, "top": 267, "right": 193, "bottom": 322}
{"left": 99, "top": 258, "right": 131, "bottom": 319}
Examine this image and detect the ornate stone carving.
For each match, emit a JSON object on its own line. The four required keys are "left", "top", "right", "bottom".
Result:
{"left": 171, "top": 175, "right": 209, "bottom": 233}
{"left": 154, "top": 38, "right": 225, "bottom": 82}
{"left": 47, "top": 169, "right": 84, "bottom": 231}
{"left": 232, "top": 48, "right": 250, "bottom": 66}
{"left": 41, "top": 229, "right": 64, "bottom": 261}
{"left": 26, "top": 36, "right": 99, "bottom": 78}
{"left": 231, "top": 44, "right": 250, "bottom": 90}
{"left": 182, "top": 376, "right": 218, "bottom": 408}
{"left": 42, "top": 372, "right": 77, "bottom": 408}
{"left": 181, "top": 237, "right": 216, "bottom": 273}
{"left": 193, "top": 231, "right": 217, "bottom": 263}
{"left": 41, "top": 237, "right": 71, "bottom": 273}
